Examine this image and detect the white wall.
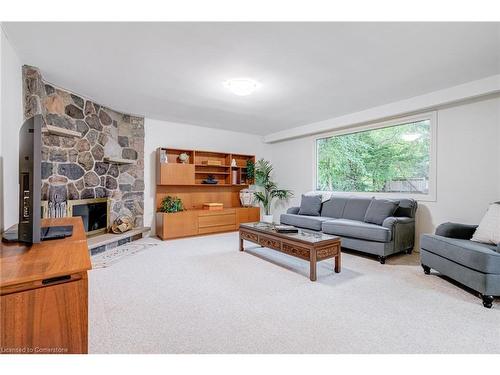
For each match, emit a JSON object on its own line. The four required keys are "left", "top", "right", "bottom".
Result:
{"left": 144, "top": 118, "right": 270, "bottom": 234}
{"left": 270, "top": 96, "right": 500, "bottom": 250}
{"left": 0, "top": 26, "right": 23, "bottom": 231}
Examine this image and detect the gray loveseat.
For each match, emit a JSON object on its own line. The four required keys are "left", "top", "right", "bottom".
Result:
{"left": 280, "top": 196, "right": 417, "bottom": 264}
{"left": 420, "top": 222, "right": 500, "bottom": 308}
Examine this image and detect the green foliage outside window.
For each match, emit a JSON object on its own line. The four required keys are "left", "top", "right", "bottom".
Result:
{"left": 316, "top": 120, "right": 431, "bottom": 193}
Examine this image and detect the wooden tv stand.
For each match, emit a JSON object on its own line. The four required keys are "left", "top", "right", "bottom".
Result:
{"left": 0, "top": 217, "right": 91, "bottom": 354}
{"left": 155, "top": 148, "right": 260, "bottom": 240}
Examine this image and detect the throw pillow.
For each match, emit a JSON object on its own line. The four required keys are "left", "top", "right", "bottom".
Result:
{"left": 298, "top": 194, "right": 322, "bottom": 216}
{"left": 364, "top": 198, "right": 399, "bottom": 225}
{"left": 304, "top": 190, "right": 332, "bottom": 203}
{"left": 471, "top": 203, "right": 500, "bottom": 245}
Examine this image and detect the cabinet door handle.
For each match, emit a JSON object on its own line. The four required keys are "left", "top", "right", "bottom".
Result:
{"left": 42, "top": 275, "right": 71, "bottom": 285}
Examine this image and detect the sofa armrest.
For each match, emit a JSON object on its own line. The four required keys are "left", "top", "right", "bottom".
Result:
{"left": 497, "top": 243, "right": 500, "bottom": 253}
{"left": 382, "top": 216, "right": 415, "bottom": 252}
{"left": 286, "top": 206, "right": 300, "bottom": 214}
{"left": 435, "top": 222, "right": 478, "bottom": 240}
{"left": 382, "top": 216, "right": 414, "bottom": 229}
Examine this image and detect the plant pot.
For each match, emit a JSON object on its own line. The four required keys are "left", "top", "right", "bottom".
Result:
{"left": 262, "top": 214, "right": 274, "bottom": 223}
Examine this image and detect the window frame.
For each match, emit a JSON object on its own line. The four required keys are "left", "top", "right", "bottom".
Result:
{"left": 312, "top": 111, "right": 437, "bottom": 202}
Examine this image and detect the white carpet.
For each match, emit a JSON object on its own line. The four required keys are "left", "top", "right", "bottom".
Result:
{"left": 88, "top": 232, "right": 500, "bottom": 353}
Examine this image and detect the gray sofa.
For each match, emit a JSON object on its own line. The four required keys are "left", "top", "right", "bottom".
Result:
{"left": 280, "top": 196, "right": 417, "bottom": 264}
{"left": 420, "top": 222, "right": 500, "bottom": 308}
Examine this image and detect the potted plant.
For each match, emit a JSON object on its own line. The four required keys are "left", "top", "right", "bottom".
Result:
{"left": 253, "top": 159, "right": 293, "bottom": 223}
{"left": 159, "top": 196, "right": 184, "bottom": 213}
{"left": 245, "top": 159, "right": 255, "bottom": 184}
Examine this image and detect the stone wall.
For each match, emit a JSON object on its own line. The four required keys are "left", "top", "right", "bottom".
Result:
{"left": 23, "top": 65, "right": 145, "bottom": 227}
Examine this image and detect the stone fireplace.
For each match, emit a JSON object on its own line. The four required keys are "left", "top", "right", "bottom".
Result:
{"left": 23, "top": 65, "right": 145, "bottom": 231}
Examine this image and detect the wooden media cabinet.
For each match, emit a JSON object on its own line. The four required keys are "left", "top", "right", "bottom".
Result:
{"left": 156, "top": 148, "right": 260, "bottom": 240}
{"left": 1, "top": 217, "right": 91, "bottom": 354}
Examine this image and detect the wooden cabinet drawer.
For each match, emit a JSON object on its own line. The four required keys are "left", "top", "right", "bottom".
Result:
{"left": 240, "top": 231, "right": 258, "bottom": 242}
{"left": 199, "top": 208, "right": 236, "bottom": 216}
{"left": 258, "top": 235, "right": 282, "bottom": 251}
{"left": 198, "top": 213, "right": 236, "bottom": 229}
{"left": 198, "top": 224, "right": 236, "bottom": 234}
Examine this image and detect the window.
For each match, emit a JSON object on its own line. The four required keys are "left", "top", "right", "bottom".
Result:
{"left": 315, "top": 115, "right": 435, "bottom": 198}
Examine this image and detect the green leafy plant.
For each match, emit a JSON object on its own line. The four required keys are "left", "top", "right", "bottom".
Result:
{"left": 246, "top": 159, "right": 255, "bottom": 183}
{"left": 253, "top": 159, "right": 293, "bottom": 215}
{"left": 159, "top": 196, "right": 184, "bottom": 213}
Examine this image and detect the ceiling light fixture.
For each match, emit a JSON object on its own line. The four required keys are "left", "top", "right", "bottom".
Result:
{"left": 223, "top": 78, "right": 261, "bottom": 96}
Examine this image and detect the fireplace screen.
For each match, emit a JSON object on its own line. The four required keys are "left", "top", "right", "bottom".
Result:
{"left": 68, "top": 198, "right": 109, "bottom": 236}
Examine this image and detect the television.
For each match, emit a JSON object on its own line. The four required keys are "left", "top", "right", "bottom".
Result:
{"left": 17, "top": 115, "right": 43, "bottom": 243}
{"left": 1, "top": 115, "right": 73, "bottom": 244}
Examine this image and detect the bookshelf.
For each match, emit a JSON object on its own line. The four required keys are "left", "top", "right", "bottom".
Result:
{"left": 156, "top": 148, "right": 254, "bottom": 186}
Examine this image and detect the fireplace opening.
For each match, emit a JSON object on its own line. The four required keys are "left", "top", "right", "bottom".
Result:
{"left": 71, "top": 200, "right": 108, "bottom": 236}
{"left": 62, "top": 198, "right": 108, "bottom": 236}
{"left": 41, "top": 197, "right": 110, "bottom": 236}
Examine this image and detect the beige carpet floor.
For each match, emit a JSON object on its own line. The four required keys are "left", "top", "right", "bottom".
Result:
{"left": 88, "top": 232, "right": 500, "bottom": 353}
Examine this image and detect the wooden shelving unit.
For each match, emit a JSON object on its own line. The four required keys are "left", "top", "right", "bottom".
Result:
{"left": 156, "top": 148, "right": 255, "bottom": 187}
{"left": 155, "top": 147, "right": 259, "bottom": 240}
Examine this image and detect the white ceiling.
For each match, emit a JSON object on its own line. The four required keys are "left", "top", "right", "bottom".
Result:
{"left": 4, "top": 22, "right": 500, "bottom": 135}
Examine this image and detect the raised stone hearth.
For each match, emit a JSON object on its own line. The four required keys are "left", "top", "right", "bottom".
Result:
{"left": 87, "top": 227, "right": 151, "bottom": 256}
{"left": 23, "top": 65, "right": 145, "bottom": 227}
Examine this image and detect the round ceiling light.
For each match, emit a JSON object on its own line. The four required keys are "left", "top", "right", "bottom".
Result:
{"left": 223, "top": 78, "right": 261, "bottom": 96}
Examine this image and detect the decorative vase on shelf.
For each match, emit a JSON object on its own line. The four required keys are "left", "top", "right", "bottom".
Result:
{"left": 231, "top": 158, "right": 237, "bottom": 167}
{"left": 262, "top": 214, "right": 274, "bottom": 223}
{"left": 178, "top": 153, "right": 189, "bottom": 164}
{"left": 239, "top": 189, "right": 255, "bottom": 207}
{"left": 160, "top": 149, "right": 167, "bottom": 164}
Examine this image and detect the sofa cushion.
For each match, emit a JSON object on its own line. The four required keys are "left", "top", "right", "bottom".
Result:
{"left": 280, "top": 214, "right": 331, "bottom": 231}
{"left": 298, "top": 194, "right": 322, "bottom": 216}
{"left": 471, "top": 203, "right": 500, "bottom": 245}
{"left": 320, "top": 196, "right": 349, "bottom": 218}
{"left": 341, "top": 197, "right": 373, "bottom": 221}
{"left": 364, "top": 198, "right": 399, "bottom": 225}
{"left": 420, "top": 234, "right": 500, "bottom": 274}
{"left": 322, "top": 219, "right": 392, "bottom": 243}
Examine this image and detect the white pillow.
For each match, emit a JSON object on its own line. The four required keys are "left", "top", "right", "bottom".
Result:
{"left": 471, "top": 203, "right": 500, "bottom": 245}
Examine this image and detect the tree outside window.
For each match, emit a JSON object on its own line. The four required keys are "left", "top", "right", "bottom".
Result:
{"left": 316, "top": 120, "right": 431, "bottom": 194}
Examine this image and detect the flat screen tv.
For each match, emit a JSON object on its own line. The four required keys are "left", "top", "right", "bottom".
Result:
{"left": 17, "top": 115, "right": 43, "bottom": 243}
{"left": 2, "top": 115, "right": 73, "bottom": 244}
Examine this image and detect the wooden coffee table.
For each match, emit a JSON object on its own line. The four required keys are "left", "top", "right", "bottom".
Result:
{"left": 239, "top": 222, "right": 341, "bottom": 281}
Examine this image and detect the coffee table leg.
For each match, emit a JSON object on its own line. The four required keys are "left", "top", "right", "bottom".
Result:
{"left": 310, "top": 250, "right": 317, "bottom": 281}
{"left": 239, "top": 235, "right": 244, "bottom": 251}
{"left": 335, "top": 252, "right": 341, "bottom": 273}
